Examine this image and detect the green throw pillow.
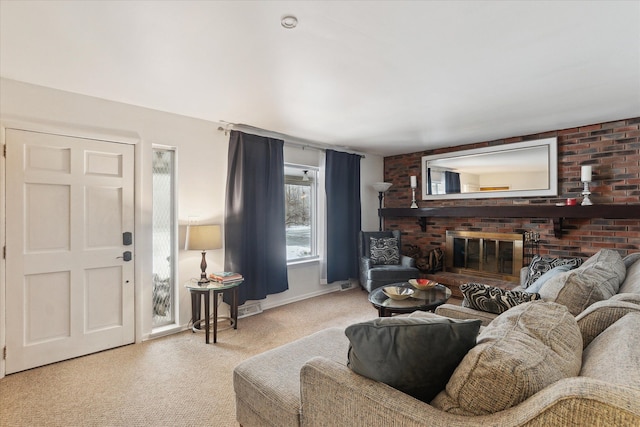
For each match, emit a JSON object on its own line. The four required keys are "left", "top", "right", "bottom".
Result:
{"left": 345, "top": 317, "right": 481, "bottom": 403}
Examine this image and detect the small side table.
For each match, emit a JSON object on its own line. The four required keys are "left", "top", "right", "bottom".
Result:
{"left": 185, "top": 280, "right": 242, "bottom": 343}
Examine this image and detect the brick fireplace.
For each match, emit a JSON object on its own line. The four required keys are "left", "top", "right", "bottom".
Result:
{"left": 382, "top": 117, "right": 640, "bottom": 265}
{"left": 445, "top": 230, "right": 523, "bottom": 282}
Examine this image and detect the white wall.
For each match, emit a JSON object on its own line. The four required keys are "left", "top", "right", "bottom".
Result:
{"left": 0, "top": 78, "right": 382, "bottom": 346}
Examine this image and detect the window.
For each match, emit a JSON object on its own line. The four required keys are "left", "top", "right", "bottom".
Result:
{"left": 152, "top": 148, "right": 176, "bottom": 328}
{"left": 284, "top": 165, "right": 318, "bottom": 262}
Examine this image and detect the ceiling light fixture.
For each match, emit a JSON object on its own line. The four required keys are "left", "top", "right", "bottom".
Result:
{"left": 281, "top": 15, "right": 298, "bottom": 29}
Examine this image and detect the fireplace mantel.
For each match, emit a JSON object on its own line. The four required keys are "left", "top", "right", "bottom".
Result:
{"left": 380, "top": 205, "right": 640, "bottom": 238}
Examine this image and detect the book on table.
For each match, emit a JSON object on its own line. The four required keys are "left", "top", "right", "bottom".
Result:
{"left": 209, "top": 271, "right": 243, "bottom": 283}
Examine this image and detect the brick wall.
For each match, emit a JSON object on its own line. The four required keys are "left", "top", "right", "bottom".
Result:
{"left": 383, "top": 117, "right": 640, "bottom": 260}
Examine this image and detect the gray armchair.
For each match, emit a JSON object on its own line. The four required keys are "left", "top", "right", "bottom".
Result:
{"left": 358, "top": 231, "right": 420, "bottom": 292}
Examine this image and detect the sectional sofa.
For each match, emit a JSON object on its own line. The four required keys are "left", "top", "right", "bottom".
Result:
{"left": 233, "top": 250, "right": 640, "bottom": 426}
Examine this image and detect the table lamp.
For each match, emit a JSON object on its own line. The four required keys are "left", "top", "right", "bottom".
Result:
{"left": 185, "top": 224, "right": 222, "bottom": 284}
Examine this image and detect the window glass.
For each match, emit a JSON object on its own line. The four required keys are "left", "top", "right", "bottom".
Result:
{"left": 284, "top": 165, "right": 318, "bottom": 262}
{"left": 152, "top": 148, "right": 176, "bottom": 327}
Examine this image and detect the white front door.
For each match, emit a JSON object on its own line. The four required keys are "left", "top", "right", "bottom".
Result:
{"left": 5, "top": 128, "right": 135, "bottom": 374}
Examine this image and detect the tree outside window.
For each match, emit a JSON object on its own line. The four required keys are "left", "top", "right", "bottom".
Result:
{"left": 284, "top": 165, "right": 318, "bottom": 261}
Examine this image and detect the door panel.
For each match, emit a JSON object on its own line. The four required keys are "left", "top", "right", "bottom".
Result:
{"left": 85, "top": 266, "right": 123, "bottom": 331}
{"left": 25, "top": 271, "right": 71, "bottom": 344}
{"left": 26, "top": 183, "right": 71, "bottom": 251}
{"left": 86, "top": 186, "right": 123, "bottom": 248}
{"left": 5, "top": 128, "right": 135, "bottom": 374}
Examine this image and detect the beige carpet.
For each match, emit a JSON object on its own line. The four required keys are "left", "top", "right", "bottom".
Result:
{"left": 0, "top": 288, "right": 399, "bottom": 426}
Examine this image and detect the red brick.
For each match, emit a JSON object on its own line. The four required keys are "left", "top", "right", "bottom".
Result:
{"left": 384, "top": 117, "right": 640, "bottom": 260}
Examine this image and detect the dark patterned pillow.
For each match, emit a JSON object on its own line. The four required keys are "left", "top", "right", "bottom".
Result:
{"left": 369, "top": 237, "right": 400, "bottom": 265}
{"left": 461, "top": 283, "right": 542, "bottom": 314}
{"left": 523, "top": 255, "right": 583, "bottom": 288}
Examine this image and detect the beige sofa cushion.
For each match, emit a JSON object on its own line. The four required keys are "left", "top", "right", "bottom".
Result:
{"left": 580, "top": 312, "right": 640, "bottom": 389}
{"left": 619, "top": 255, "right": 640, "bottom": 294}
{"left": 431, "top": 301, "right": 582, "bottom": 416}
{"left": 538, "top": 249, "right": 625, "bottom": 316}
{"left": 233, "top": 327, "right": 349, "bottom": 427}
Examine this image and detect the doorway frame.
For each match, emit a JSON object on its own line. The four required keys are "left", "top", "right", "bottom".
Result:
{"left": 0, "top": 119, "right": 147, "bottom": 379}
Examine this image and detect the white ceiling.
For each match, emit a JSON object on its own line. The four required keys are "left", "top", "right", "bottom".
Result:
{"left": 1, "top": 1, "right": 639, "bottom": 156}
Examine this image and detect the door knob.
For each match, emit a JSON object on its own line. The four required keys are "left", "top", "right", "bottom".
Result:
{"left": 117, "top": 251, "right": 132, "bottom": 262}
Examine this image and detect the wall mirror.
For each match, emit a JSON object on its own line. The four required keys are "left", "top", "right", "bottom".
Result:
{"left": 421, "top": 137, "right": 557, "bottom": 200}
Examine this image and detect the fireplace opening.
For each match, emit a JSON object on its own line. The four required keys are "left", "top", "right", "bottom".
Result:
{"left": 446, "top": 231, "right": 524, "bottom": 282}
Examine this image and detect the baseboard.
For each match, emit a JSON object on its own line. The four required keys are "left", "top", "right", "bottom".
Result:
{"left": 258, "top": 285, "right": 344, "bottom": 313}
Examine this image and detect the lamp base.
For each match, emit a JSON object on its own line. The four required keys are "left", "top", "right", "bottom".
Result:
{"left": 198, "top": 250, "right": 209, "bottom": 285}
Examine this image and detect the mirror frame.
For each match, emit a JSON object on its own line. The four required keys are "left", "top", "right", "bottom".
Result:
{"left": 421, "top": 137, "right": 558, "bottom": 200}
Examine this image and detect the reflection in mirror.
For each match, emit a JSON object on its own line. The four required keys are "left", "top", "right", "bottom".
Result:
{"left": 421, "top": 138, "right": 557, "bottom": 200}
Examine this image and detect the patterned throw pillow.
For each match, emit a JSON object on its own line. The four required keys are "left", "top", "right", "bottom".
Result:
{"left": 523, "top": 255, "right": 583, "bottom": 288}
{"left": 369, "top": 237, "right": 400, "bottom": 265}
{"left": 461, "top": 283, "right": 541, "bottom": 314}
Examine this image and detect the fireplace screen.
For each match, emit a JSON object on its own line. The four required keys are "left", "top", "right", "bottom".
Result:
{"left": 446, "top": 231, "right": 524, "bottom": 282}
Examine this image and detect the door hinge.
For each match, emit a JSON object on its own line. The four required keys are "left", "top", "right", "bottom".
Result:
{"left": 2, "top": 246, "right": 5, "bottom": 259}
{"left": 3, "top": 145, "right": 6, "bottom": 157}
{"left": 3, "top": 346, "right": 6, "bottom": 360}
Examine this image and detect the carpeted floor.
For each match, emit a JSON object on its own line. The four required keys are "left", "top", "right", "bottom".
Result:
{"left": 0, "top": 288, "right": 389, "bottom": 427}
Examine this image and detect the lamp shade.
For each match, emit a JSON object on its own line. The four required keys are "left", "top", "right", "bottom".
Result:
{"left": 372, "top": 182, "right": 393, "bottom": 193}
{"left": 185, "top": 225, "right": 222, "bottom": 251}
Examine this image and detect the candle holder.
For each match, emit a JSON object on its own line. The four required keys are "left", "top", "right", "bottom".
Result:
{"left": 581, "top": 181, "right": 593, "bottom": 206}
{"left": 410, "top": 187, "right": 418, "bottom": 208}
{"left": 580, "top": 165, "right": 593, "bottom": 206}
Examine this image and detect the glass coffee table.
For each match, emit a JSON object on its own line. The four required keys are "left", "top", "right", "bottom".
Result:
{"left": 368, "top": 282, "right": 452, "bottom": 317}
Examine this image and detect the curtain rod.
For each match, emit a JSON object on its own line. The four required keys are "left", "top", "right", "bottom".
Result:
{"left": 217, "top": 121, "right": 366, "bottom": 158}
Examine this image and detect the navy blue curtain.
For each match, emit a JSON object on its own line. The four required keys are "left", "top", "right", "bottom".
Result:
{"left": 224, "top": 131, "right": 289, "bottom": 305}
{"left": 445, "top": 171, "right": 461, "bottom": 194}
{"left": 325, "top": 149, "right": 361, "bottom": 283}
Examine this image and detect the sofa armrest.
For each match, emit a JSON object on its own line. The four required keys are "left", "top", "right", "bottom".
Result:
{"left": 434, "top": 303, "right": 498, "bottom": 326}
{"left": 576, "top": 297, "right": 640, "bottom": 347}
{"left": 359, "top": 256, "right": 372, "bottom": 270}
{"left": 610, "top": 293, "right": 640, "bottom": 304}
{"left": 400, "top": 255, "right": 416, "bottom": 267}
{"left": 300, "top": 357, "right": 640, "bottom": 427}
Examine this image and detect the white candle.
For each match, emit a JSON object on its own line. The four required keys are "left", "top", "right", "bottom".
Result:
{"left": 410, "top": 175, "right": 417, "bottom": 188}
{"left": 581, "top": 165, "right": 592, "bottom": 182}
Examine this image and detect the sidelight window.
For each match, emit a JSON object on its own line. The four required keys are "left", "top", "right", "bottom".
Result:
{"left": 152, "top": 148, "right": 177, "bottom": 328}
